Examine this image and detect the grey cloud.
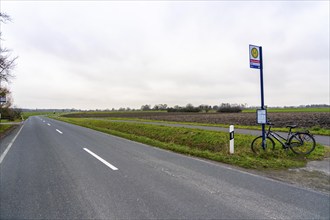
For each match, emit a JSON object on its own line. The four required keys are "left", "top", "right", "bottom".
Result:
{"left": 3, "top": 1, "right": 329, "bottom": 109}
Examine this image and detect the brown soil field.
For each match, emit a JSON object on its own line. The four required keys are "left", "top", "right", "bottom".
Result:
{"left": 65, "top": 112, "right": 330, "bottom": 129}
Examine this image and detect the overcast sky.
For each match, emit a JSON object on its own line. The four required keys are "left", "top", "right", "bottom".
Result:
{"left": 1, "top": 1, "right": 329, "bottom": 110}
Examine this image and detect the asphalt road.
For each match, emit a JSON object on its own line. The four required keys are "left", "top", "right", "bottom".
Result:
{"left": 1, "top": 116, "right": 329, "bottom": 219}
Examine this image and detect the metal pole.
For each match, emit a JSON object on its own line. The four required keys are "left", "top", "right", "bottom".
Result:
{"left": 259, "top": 47, "right": 266, "bottom": 149}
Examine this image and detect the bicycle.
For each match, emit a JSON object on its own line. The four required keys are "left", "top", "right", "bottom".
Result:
{"left": 251, "top": 121, "right": 316, "bottom": 155}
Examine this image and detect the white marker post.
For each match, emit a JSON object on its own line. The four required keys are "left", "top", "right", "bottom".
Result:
{"left": 229, "top": 125, "right": 234, "bottom": 154}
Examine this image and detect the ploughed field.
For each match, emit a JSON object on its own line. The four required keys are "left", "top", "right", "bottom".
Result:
{"left": 64, "top": 112, "right": 330, "bottom": 129}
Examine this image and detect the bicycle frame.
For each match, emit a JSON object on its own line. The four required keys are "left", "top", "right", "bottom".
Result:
{"left": 266, "top": 125, "right": 293, "bottom": 148}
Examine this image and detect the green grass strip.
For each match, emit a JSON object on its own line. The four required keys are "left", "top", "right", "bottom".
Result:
{"left": 53, "top": 117, "right": 326, "bottom": 170}
{"left": 0, "top": 124, "right": 15, "bottom": 135}
{"left": 97, "top": 117, "right": 330, "bottom": 136}
{"left": 0, "top": 124, "right": 12, "bottom": 133}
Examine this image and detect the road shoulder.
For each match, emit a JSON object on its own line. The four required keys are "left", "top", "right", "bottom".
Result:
{"left": 235, "top": 156, "right": 330, "bottom": 194}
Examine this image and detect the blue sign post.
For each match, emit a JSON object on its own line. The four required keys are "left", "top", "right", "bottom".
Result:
{"left": 250, "top": 45, "right": 266, "bottom": 149}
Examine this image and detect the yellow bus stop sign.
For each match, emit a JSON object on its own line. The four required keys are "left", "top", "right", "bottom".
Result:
{"left": 251, "top": 47, "right": 259, "bottom": 59}
{"left": 249, "top": 45, "right": 261, "bottom": 69}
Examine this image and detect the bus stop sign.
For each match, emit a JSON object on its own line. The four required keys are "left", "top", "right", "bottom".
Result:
{"left": 249, "top": 45, "right": 261, "bottom": 69}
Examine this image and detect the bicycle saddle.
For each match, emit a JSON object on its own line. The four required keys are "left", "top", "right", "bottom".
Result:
{"left": 286, "top": 125, "right": 297, "bottom": 128}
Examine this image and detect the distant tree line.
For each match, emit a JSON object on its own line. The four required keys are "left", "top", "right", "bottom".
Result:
{"left": 38, "top": 103, "right": 327, "bottom": 114}
{"left": 139, "top": 103, "right": 245, "bottom": 113}
{"left": 287, "top": 104, "right": 330, "bottom": 108}
{"left": 216, "top": 103, "right": 244, "bottom": 113}
{"left": 244, "top": 104, "right": 330, "bottom": 110}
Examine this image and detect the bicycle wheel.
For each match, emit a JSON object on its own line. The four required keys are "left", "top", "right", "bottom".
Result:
{"left": 251, "top": 136, "right": 275, "bottom": 154}
{"left": 289, "top": 132, "right": 316, "bottom": 155}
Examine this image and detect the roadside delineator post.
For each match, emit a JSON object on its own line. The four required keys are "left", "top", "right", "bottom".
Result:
{"left": 229, "top": 125, "right": 234, "bottom": 154}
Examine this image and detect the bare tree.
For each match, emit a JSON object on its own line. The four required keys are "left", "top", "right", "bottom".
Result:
{"left": 0, "top": 12, "right": 17, "bottom": 83}
{"left": 0, "top": 12, "right": 11, "bottom": 23}
{"left": 0, "top": 50, "right": 17, "bottom": 83}
{"left": 0, "top": 12, "right": 19, "bottom": 120}
{"left": 141, "top": 104, "right": 151, "bottom": 111}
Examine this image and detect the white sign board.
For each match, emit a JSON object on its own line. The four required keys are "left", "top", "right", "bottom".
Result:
{"left": 249, "top": 45, "right": 261, "bottom": 69}
{"left": 257, "top": 109, "right": 267, "bottom": 124}
{"left": 0, "top": 96, "right": 6, "bottom": 103}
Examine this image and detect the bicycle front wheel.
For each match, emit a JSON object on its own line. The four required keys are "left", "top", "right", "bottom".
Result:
{"left": 289, "top": 132, "right": 316, "bottom": 155}
{"left": 251, "top": 136, "right": 275, "bottom": 154}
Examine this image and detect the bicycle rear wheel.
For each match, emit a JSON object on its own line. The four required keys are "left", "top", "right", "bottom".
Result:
{"left": 251, "top": 136, "right": 275, "bottom": 154}
{"left": 289, "top": 132, "right": 316, "bottom": 155}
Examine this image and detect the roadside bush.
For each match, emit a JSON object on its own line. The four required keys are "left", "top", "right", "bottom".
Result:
{"left": 167, "top": 104, "right": 202, "bottom": 113}
{"left": 217, "top": 103, "right": 242, "bottom": 113}
{"left": 167, "top": 107, "right": 201, "bottom": 113}
{"left": 0, "top": 108, "right": 22, "bottom": 121}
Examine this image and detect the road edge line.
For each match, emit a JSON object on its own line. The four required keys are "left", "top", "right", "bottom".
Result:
{"left": 0, "top": 124, "right": 25, "bottom": 164}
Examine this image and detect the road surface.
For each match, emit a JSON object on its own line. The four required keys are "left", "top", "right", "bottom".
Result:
{"left": 1, "top": 116, "right": 329, "bottom": 219}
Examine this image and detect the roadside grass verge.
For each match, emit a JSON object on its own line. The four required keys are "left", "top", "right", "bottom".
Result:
{"left": 93, "top": 117, "right": 330, "bottom": 136}
{"left": 53, "top": 116, "right": 326, "bottom": 170}
{"left": 0, "top": 119, "right": 21, "bottom": 123}
{"left": 0, "top": 124, "right": 12, "bottom": 133}
{"left": 0, "top": 124, "right": 16, "bottom": 137}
